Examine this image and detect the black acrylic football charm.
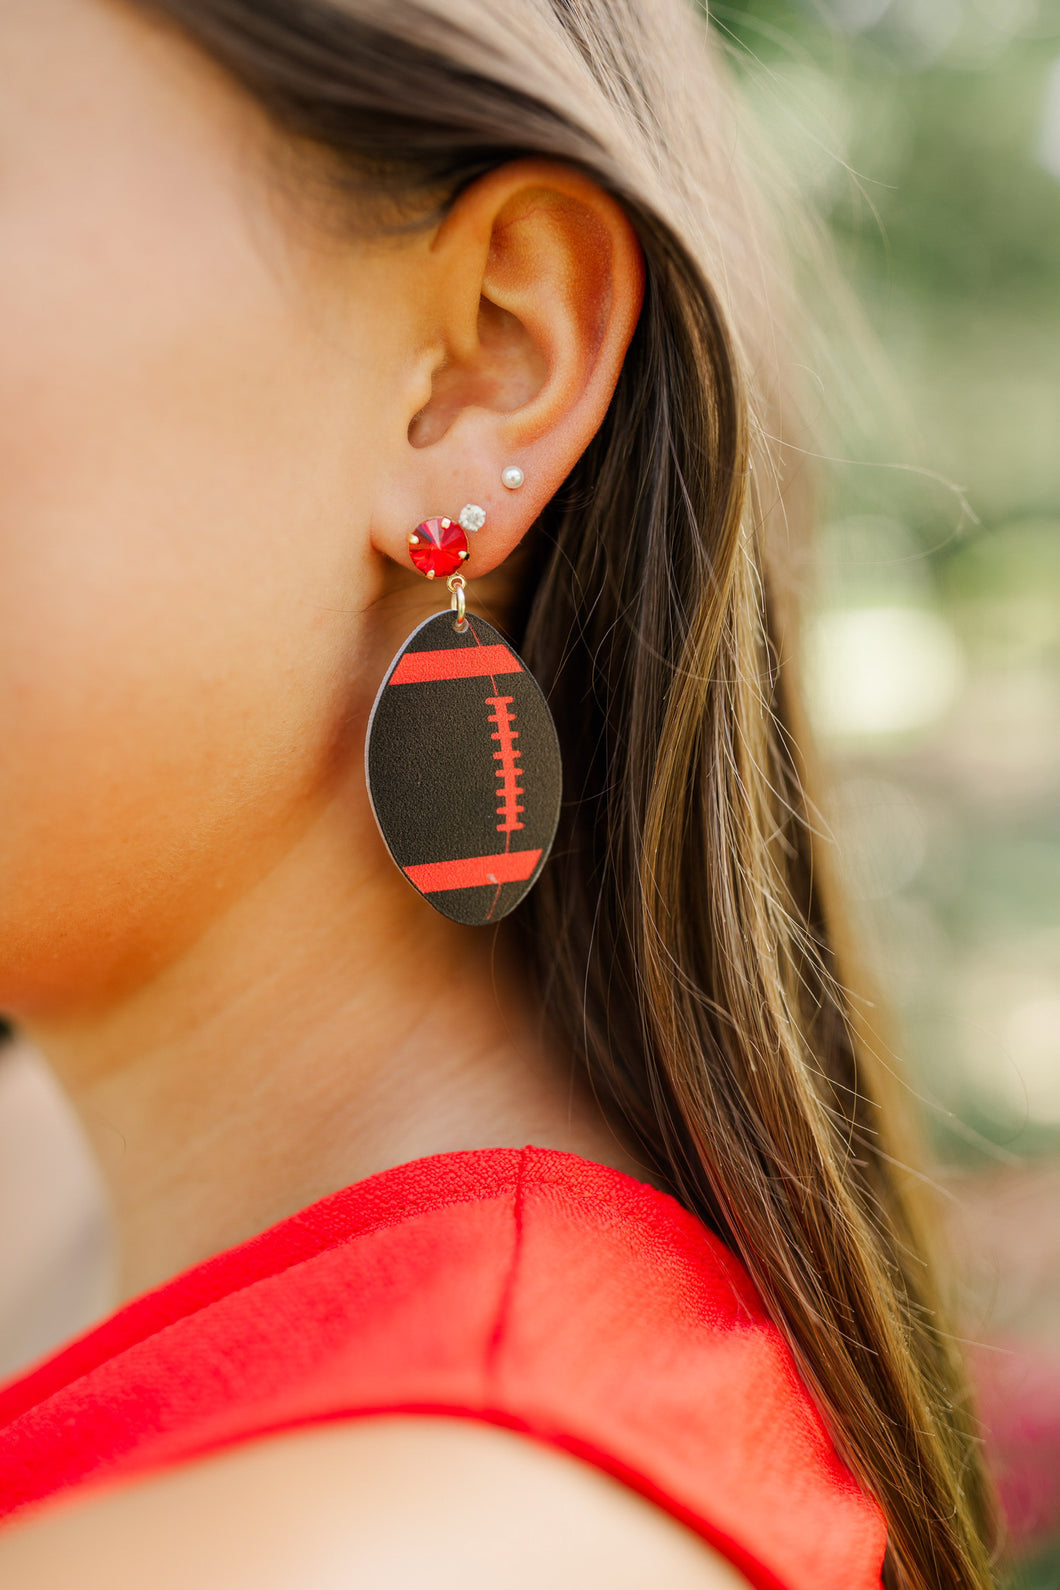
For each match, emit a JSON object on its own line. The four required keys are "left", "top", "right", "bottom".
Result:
{"left": 365, "top": 607, "right": 562, "bottom": 926}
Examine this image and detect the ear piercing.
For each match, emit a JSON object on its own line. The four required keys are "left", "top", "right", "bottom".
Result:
{"left": 501, "top": 465, "right": 524, "bottom": 490}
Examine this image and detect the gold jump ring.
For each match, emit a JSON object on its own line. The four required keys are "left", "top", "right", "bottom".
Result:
{"left": 446, "top": 573, "right": 467, "bottom": 631}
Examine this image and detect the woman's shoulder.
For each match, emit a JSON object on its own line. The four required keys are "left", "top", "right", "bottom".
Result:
{"left": 0, "top": 1146, "right": 886, "bottom": 1590}
{"left": 0, "top": 1416, "right": 751, "bottom": 1588}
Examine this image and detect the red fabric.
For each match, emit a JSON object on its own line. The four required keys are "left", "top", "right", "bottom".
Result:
{"left": 0, "top": 1146, "right": 886, "bottom": 1589}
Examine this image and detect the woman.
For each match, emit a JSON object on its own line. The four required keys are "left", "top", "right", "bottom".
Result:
{"left": 0, "top": 0, "right": 997, "bottom": 1585}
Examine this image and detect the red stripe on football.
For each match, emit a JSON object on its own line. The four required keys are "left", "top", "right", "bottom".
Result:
{"left": 404, "top": 849, "right": 543, "bottom": 894}
{"left": 389, "top": 644, "right": 522, "bottom": 685}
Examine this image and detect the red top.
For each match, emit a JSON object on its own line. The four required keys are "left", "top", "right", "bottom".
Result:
{"left": 0, "top": 1146, "right": 886, "bottom": 1589}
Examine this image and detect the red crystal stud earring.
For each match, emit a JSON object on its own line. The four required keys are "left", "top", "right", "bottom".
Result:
{"left": 407, "top": 515, "right": 469, "bottom": 580}
{"left": 406, "top": 502, "right": 486, "bottom": 580}
{"left": 365, "top": 494, "right": 562, "bottom": 927}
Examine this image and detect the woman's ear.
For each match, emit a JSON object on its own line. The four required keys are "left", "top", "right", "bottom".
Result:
{"left": 370, "top": 159, "right": 645, "bottom": 577}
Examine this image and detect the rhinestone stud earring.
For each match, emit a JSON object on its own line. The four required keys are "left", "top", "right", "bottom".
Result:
{"left": 458, "top": 503, "right": 486, "bottom": 532}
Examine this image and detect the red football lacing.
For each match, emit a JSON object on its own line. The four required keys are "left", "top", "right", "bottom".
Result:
{"left": 485, "top": 695, "right": 525, "bottom": 833}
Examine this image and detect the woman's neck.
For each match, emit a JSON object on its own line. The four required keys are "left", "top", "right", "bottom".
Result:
{"left": 23, "top": 778, "right": 632, "bottom": 1306}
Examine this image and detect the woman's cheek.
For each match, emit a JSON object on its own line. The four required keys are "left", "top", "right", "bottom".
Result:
{"left": 0, "top": 470, "right": 361, "bottom": 1014}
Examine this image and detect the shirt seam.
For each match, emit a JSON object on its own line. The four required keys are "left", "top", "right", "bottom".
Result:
{"left": 484, "top": 1144, "right": 529, "bottom": 1386}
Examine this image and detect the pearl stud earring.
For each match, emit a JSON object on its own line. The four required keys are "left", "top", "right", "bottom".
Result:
{"left": 501, "top": 465, "right": 525, "bottom": 490}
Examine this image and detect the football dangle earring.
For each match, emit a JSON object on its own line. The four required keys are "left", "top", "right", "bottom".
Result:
{"left": 365, "top": 496, "right": 562, "bottom": 927}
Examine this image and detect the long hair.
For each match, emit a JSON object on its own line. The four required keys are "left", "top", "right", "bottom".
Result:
{"left": 131, "top": 1, "right": 998, "bottom": 1583}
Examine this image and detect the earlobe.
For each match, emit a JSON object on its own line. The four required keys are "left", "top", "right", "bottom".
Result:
{"left": 380, "top": 159, "right": 644, "bottom": 580}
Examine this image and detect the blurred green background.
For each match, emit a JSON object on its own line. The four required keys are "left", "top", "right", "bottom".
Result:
{"left": 717, "top": 2, "right": 1060, "bottom": 1581}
